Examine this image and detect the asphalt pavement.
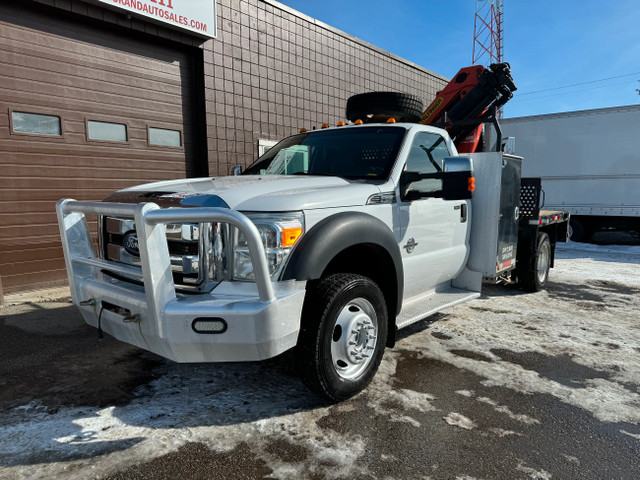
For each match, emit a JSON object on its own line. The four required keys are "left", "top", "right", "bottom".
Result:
{"left": 1, "top": 237, "right": 639, "bottom": 479}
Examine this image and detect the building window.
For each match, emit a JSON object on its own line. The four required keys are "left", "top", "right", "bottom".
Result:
{"left": 258, "top": 139, "right": 278, "bottom": 157}
{"left": 87, "top": 120, "right": 128, "bottom": 142}
{"left": 11, "top": 111, "right": 62, "bottom": 136}
{"left": 149, "top": 127, "right": 182, "bottom": 147}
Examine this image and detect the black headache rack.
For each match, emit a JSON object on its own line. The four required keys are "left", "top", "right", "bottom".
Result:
{"left": 519, "top": 177, "right": 570, "bottom": 240}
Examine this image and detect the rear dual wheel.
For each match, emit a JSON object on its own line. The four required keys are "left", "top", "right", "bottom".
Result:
{"left": 297, "top": 273, "right": 388, "bottom": 401}
{"left": 518, "top": 232, "right": 551, "bottom": 292}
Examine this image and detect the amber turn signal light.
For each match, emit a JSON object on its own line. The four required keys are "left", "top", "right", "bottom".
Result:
{"left": 468, "top": 177, "right": 476, "bottom": 192}
{"left": 281, "top": 227, "right": 303, "bottom": 248}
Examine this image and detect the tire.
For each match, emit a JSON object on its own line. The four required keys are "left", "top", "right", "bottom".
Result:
{"left": 569, "top": 218, "right": 585, "bottom": 242}
{"left": 519, "top": 232, "right": 551, "bottom": 292}
{"left": 297, "top": 273, "right": 388, "bottom": 401}
{"left": 346, "top": 92, "right": 424, "bottom": 123}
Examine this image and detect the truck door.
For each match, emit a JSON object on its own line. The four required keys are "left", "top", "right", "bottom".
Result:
{"left": 396, "top": 132, "right": 470, "bottom": 299}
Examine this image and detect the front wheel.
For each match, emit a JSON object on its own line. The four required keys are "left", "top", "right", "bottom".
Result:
{"left": 297, "top": 273, "right": 388, "bottom": 401}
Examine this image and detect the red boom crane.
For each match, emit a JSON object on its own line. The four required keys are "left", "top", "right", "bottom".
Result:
{"left": 419, "top": 62, "right": 516, "bottom": 153}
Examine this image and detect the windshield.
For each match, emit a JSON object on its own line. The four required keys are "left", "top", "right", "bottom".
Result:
{"left": 243, "top": 126, "right": 407, "bottom": 180}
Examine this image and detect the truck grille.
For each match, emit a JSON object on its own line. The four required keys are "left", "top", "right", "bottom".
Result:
{"left": 101, "top": 216, "right": 227, "bottom": 289}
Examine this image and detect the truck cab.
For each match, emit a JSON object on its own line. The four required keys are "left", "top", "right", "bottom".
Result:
{"left": 244, "top": 123, "right": 471, "bottom": 300}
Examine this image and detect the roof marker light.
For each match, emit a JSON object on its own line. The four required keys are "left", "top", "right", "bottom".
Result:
{"left": 321, "top": 123, "right": 329, "bottom": 129}
{"left": 337, "top": 121, "right": 346, "bottom": 126}
{"left": 386, "top": 118, "right": 396, "bottom": 123}
{"left": 299, "top": 128, "right": 307, "bottom": 133}
{"left": 354, "top": 119, "right": 363, "bottom": 125}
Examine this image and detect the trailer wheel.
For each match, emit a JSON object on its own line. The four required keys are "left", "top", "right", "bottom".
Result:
{"left": 520, "top": 232, "right": 551, "bottom": 292}
{"left": 568, "top": 218, "right": 584, "bottom": 242}
{"left": 569, "top": 218, "right": 595, "bottom": 242}
{"left": 346, "top": 92, "right": 424, "bottom": 123}
{"left": 297, "top": 273, "right": 388, "bottom": 401}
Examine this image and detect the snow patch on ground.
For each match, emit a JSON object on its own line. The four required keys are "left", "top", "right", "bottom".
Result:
{"left": 516, "top": 461, "right": 552, "bottom": 479}
{"left": 400, "top": 244, "right": 640, "bottom": 424}
{"left": 443, "top": 413, "right": 477, "bottom": 430}
{"left": 488, "top": 428, "right": 522, "bottom": 438}
{"left": 475, "top": 395, "right": 540, "bottom": 425}
{"left": 562, "top": 454, "right": 580, "bottom": 465}
{"left": 620, "top": 429, "right": 640, "bottom": 440}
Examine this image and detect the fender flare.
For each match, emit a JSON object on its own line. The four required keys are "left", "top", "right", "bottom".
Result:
{"left": 281, "top": 212, "right": 404, "bottom": 315}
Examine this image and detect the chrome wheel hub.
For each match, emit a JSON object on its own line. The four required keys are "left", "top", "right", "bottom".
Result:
{"left": 537, "top": 240, "right": 550, "bottom": 284}
{"left": 331, "top": 297, "right": 378, "bottom": 380}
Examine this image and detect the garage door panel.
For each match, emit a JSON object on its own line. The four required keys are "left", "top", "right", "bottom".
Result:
{"left": 0, "top": 59, "right": 187, "bottom": 102}
{"left": 0, "top": 43, "right": 185, "bottom": 88}
{"left": 0, "top": 3, "right": 200, "bottom": 294}
{"left": 1, "top": 96, "right": 190, "bottom": 127}
{"left": 0, "top": 188, "right": 121, "bottom": 203}
{"left": 0, "top": 255, "right": 67, "bottom": 277}
{"left": 0, "top": 243, "right": 62, "bottom": 262}
{"left": 0, "top": 224, "right": 76, "bottom": 241}
{"left": 0, "top": 14, "right": 186, "bottom": 78}
{"left": 1, "top": 165, "right": 184, "bottom": 181}
{"left": 1, "top": 269, "right": 69, "bottom": 291}
{"left": 0, "top": 78, "right": 188, "bottom": 117}
{"left": 0, "top": 149, "right": 188, "bottom": 171}
{"left": 2, "top": 177, "right": 183, "bottom": 191}
{"left": 1, "top": 213, "right": 86, "bottom": 228}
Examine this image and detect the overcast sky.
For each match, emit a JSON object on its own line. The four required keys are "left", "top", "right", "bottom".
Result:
{"left": 278, "top": 0, "right": 640, "bottom": 118}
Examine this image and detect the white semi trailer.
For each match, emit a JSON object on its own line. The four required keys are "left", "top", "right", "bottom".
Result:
{"left": 488, "top": 105, "right": 640, "bottom": 241}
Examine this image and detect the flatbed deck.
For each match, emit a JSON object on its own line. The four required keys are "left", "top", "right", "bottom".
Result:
{"left": 530, "top": 210, "right": 570, "bottom": 226}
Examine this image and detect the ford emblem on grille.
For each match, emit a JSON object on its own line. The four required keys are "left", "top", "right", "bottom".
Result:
{"left": 122, "top": 231, "right": 140, "bottom": 257}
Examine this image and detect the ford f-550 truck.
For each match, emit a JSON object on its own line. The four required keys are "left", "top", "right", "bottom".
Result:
{"left": 56, "top": 65, "right": 569, "bottom": 400}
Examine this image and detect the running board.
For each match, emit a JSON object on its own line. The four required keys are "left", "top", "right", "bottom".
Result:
{"left": 396, "top": 285, "right": 480, "bottom": 330}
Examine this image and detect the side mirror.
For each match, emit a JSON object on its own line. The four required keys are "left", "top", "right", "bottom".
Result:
{"left": 442, "top": 156, "right": 474, "bottom": 200}
{"left": 232, "top": 165, "right": 242, "bottom": 176}
{"left": 400, "top": 156, "right": 475, "bottom": 201}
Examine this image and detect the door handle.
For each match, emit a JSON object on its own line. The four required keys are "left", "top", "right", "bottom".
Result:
{"left": 455, "top": 204, "right": 467, "bottom": 223}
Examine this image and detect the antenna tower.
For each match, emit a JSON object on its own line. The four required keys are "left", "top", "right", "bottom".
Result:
{"left": 472, "top": 0, "right": 504, "bottom": 65}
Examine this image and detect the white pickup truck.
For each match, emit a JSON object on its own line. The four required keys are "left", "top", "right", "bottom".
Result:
{"left": 57, "top": 121, "right": 568, "bottom": 400}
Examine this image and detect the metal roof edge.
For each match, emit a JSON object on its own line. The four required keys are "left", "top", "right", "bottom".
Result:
{"left": 503, "top": 104, "right": 640, "bottom": 123}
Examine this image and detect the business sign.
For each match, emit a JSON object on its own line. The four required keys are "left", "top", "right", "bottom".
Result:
{"left": 96, "top": 0, "right": 216, "bottom": 38}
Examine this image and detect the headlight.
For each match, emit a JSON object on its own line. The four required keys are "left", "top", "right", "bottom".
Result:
{"left": 233, "top": 211, "right": 304, "bottom": 281}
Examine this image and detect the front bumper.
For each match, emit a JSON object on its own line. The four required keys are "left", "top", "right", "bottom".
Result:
{"left": 56, "top": 199, "right": 306, "bottom": 363}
